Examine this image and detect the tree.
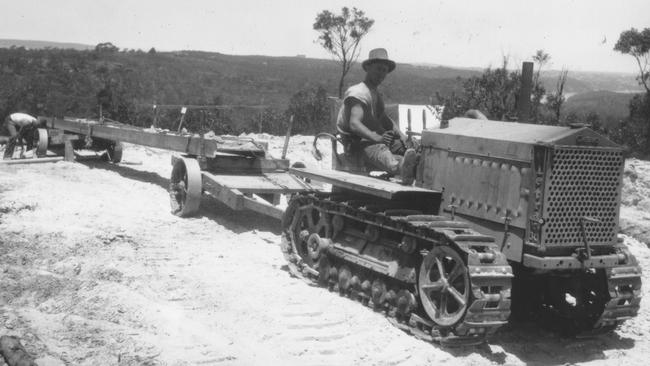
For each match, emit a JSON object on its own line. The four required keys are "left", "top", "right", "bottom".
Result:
{"left": 546, "top": 68, "right": 569, "bottom": 125}
{"left": 565, "top": 111, "right": 579, "bottom": 124}
{"left": 532, "top": 50, "right": 550, "bottom": 86}
{"left": 94, "top": 42, "right": 118, "bottom": 53}
{"left": 286, "top": 86, "right": 329, "bottom": 134}
{"left": 314, "top": 7, "right": 374, "bottom": 97}
{"left": 614, "top": 28, "right": 650, "bottom": 155}
{"left": 585, "top": 111, "right": 602, "bottom": 131}
{"left": 614, "top": 28, "right": 650, "bottom": 93}
{"left": 436, "top": 57, "right": 521, "bottom": 121}
{"left": 531, "top": 50, "right": 550, "bottom": 122}
{"left": 257, "top": 108, "right": 285, "bottom": 135}
{"left": 96, "top": 86, "right": 112, "bottom": 118}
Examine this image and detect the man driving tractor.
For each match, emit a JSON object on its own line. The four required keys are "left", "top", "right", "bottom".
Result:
{"left": 335, "top": 48, "right": 418, "bottom": 185}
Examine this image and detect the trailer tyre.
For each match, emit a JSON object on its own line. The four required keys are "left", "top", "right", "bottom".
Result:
{"left": 34, "top": 128, "right": 48, "bottom": 157}
{"left": 106, "top": 141, "right": 123, "bottom": 163}
{"left": 170, "top": 157, "right": 202, "bottom": 217}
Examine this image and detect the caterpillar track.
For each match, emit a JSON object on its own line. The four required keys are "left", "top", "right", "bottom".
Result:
{"left": 281, "top": 193, "right": 513, "bottom": 346}
{"left": 282, "top": 117, "right": 641, "bottom": 342}
{"left": 512, "top": 250, "right": 642, "bottom": 337}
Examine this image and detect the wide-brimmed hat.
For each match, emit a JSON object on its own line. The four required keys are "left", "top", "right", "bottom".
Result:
{"left": 362, "top": 48, "right": 396, "bottom": 72}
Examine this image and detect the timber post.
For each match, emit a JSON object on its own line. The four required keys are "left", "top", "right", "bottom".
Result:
{"left": 517, "top": 61, "right": 534, "bottom": 122}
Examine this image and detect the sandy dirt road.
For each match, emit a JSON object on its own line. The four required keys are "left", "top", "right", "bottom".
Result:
{"left": 1, "top": 137, "right": 649, "bottom": 365}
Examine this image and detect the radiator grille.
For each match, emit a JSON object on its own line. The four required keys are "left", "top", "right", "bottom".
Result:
{"left": 541, "top": 147, "right": 623, "bottom": 246}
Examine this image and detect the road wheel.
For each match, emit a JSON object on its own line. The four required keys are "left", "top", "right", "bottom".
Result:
{"left": 418, "top": 246, "right": 470, "bottom": 328}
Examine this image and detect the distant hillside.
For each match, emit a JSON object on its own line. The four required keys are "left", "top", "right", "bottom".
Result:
{"left": 164, "top": 52, "right": 644, "bottom": 105}
{"left": 1, "top": 38, "right": 642, "bottom": 95}
{"left": 540, "top": 70, "right": 642, "bottom": 95}
{"left": 0, "top": 39, "right": 93, "bottom": 50}
{"left": 0, "top": 45, "right": 643, "bottom": 134}
{"left": 0, "top": 48, "right": 475, "bottom": 133}
{"left": 564, "top": 90, "right": 638, "bottom": 126}
{"left": 115, "top": 51, "right": 464, "bottom": 112}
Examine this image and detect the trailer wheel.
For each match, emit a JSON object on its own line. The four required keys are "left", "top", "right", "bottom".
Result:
{"left": 34, "top": 128, "right": 48, "bottom": 157}
{"left": 106, "top": 141, "right": 123, "bottom": 163}
{"left": 170, "top": 157, "right": 202, "bottom": 217}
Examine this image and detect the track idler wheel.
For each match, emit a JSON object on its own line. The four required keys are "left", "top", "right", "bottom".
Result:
{"left": 328, "top": 267, "right": 338, "bottom": 290}
{"left": 317, "top": 256, "right": 331, "bottom": 287}
{"left": 396, "top": 290, "right": 417, "bottom": 320}
{"left": 338, "top": 266, "right": 352, "bottom": 295}
{"left": 169, "top": 157, "right": 202, "bottom": 217}
{"left": 283, "top": 197, "right": 332, "bottom": 276}
{"left": 350, "top": 275, "right": 362, "bottom": 298}
{"left": 371, "top": 279, "right": 387, "bottom": 309}
{"left": 361, "top": 280, "right": 372, "bottom": 297}
{"left": 419, "top": 246, "right": 470, "bottom": 328}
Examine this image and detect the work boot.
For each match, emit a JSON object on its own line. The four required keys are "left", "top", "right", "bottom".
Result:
{"left": 400, "top": 148, "right": 417, "bottom": 185}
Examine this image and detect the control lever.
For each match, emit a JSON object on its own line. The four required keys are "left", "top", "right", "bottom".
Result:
{"left": 501, "top": 212, "right": 512, "bottom": 251}
{"left": 578, "top": 216, "right": 602, "bottom": 260}
{"left": 447, "top": 204, "right": 458, "bottom": 220}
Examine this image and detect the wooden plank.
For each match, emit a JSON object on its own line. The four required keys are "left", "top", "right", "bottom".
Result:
{"left": 242, "top": 195, "right": 284, "bottom": 219}
{"left": 201, "top": 173, "right": 284, "bottom": 219}
{"left": 42, "top": 117, "right": 266, "bottom": 157}
{"left": 289, "top": 167, "right": 436, "bottom": 200}
{"left": 202, "top": 177, "right": 245, "bottom": 211}
{"left": 206, "top": 154, "right": 289, "bottom": 173}
{"left": 202, "top": 172, "right": 311, "bottom": 194}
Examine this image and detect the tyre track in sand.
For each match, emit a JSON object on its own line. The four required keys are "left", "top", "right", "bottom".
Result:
{"left": 130, "top": 214, "right": 427, "bottom": 365}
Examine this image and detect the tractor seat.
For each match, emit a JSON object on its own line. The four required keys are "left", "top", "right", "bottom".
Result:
{"left": 311, "top": 132, "right": 369, "bottom": 175}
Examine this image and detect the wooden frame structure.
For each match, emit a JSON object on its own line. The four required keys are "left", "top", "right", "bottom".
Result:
{"left": 38, "top": 116, "right": 313, "bottom": 219}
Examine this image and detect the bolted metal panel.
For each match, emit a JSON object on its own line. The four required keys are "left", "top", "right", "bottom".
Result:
{"left": 421, "top": 121, "right": 623, "bottom": 238}
{"left": 421, "top": 146, "right": 531, "bottom": 229}
{"left": 540, "top": 146, "right": 624, "bottom": 247}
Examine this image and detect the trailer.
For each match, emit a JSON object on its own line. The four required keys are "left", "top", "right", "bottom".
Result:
{"left": 38, "top": 116, "right": 313, "bottom": 219}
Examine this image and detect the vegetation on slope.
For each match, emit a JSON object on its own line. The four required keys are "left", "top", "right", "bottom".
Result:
{"left": 0, "top": 44, "right": 642, "bottom": 139}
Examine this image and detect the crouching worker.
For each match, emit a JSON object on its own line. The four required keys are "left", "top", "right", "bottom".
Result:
{"left": 2, "top": 113, "right": 41, "bottom": 159}
{"left": 335, "top": 48, "right": 418, "bottom": 185}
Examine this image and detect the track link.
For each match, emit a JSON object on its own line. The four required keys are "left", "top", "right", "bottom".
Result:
{"left": 589, "top": 251, "right": 642, "bottom": 335}
{"left": 281, "top": 193, "right": 513, "bottom": 345}
{"left": 512, "top": 247, "right": 642, "bottom": 337}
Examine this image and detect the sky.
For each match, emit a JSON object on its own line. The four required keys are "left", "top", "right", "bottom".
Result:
{"left": 1, "top": 0, "right": 648, "bottom": 73}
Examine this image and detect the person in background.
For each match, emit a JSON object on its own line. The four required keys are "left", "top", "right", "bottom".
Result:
{"left": 335, "top": 48, "right": 418, "bottom": 185}
{"left": 2, "top": 112, "right": 41, "bottom": 159}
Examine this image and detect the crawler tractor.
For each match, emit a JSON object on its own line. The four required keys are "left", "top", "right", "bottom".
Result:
{"left": 282, "top": 117, "right": 642, "bottom": 344}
